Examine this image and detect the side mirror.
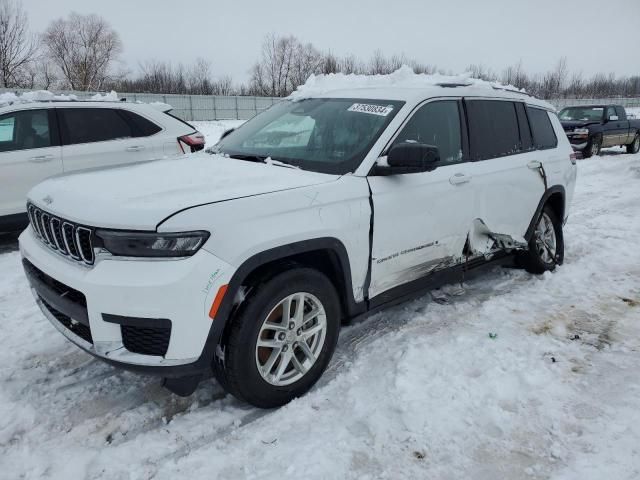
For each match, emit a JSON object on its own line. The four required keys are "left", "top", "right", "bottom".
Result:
{"left": 608, "top": 115, "right": 619, "bottom": 122}
{"left": 219, "top": 128, "right": 235, "bottom": 140}
{"left": 375, "top": 143, "right": 440, "bottom": 175}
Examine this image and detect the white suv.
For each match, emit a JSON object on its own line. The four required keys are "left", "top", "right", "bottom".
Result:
{"left": 0, "top": 100, "right": 204, "bottom": 232}
{"left": 19, "top": 82, "right": 576, "bottom": 407}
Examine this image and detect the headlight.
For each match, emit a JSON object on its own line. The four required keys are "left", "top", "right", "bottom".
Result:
{"left": 573, "top": 128, "right": 589, "bottom": 135}
{"left": 95, "top": 230, "right": 210, "bottom": 258}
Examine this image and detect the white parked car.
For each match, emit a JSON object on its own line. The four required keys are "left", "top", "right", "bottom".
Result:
{"left": 20, "top": 82, "right": 576, "bottom": 407}
{"left": 0, "top": 99, "right": 204, "bottom": 232}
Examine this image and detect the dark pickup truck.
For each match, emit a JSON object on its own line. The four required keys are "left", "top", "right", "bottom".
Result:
{"left": 558, "top": 104, "right": 640, "bottom": 157}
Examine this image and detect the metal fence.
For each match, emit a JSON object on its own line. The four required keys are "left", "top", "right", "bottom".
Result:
{"left": 0, "top": 88, "right": 281, "bottom": 121}
{"left": 2, "top": 87, "right": 639, "bottom": 120}
{"left": 549, "top": 97, "right": 640, "bottom": 109}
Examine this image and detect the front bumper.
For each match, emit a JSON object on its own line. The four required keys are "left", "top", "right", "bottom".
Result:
{"left": 565, "top": 133, "right": 589, "bottom": 150}
{"left": 19, "top": 227, "right": 234, "bottom": 376}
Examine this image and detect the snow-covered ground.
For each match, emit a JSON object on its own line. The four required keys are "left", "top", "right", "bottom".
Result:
{"left": 1, "top": 149, "right": 640, "bottom": 479}
{"left": 192, "top": 120, "right": 245, "bottom": 148}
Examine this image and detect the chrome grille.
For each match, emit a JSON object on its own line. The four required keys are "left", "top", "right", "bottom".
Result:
{"left": 27, "top": 203, "right": 94, "bottom": 265}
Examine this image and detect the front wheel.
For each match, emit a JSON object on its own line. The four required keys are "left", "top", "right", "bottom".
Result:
{"left": 215, "top": 268, "right": 340, "bottom": 408}
{"left": 583, "top": 135, "right": 601, "bottom": 158}
{"left": 519, "top": 206, "right": 564, "bottom": 274}
{"left": 627, "top": 133, "right": 640, "bottom": 154}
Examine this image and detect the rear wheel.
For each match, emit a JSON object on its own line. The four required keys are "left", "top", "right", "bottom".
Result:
{"left": 583, "top": 135, "right": 601, "bottom": 158}
{"left": 627, "top": 133, "right": 640, "bottom": 154}
{"left": 519, "top": 206, "right": 564, "bottom": 274}
{"left": 215, "top": 268, "right": 340, "bottom": 408}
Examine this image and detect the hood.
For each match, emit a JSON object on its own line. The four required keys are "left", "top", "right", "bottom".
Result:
{"left": 560, "top": 120, "right": 601, "bottom": 131}
{"left": 28, "top": 153, "right": 338, "bottom": 230}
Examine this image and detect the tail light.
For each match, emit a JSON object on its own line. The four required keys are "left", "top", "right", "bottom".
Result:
{"left": 569, "top": 152, "right": 578, "bottom": 164}
{"left": 178, "top": 131, "right": 205, "bottom": 153}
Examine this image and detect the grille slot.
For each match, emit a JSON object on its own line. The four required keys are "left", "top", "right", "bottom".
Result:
{"left": 121, "top": 324, "right": 171, "bottom": 356}
{"left": 23, "top": 259, "right": 87, "bottom": 307}
{"left": 40, "top": 296, "right": 93, "bottom": 344}
{"left": 27, "top": 203, "right": 94, "bottom": 266}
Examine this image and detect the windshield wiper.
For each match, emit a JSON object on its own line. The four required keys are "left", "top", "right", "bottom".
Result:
{"left": 228, "top": 153, "right": 269, "bottom": 163}
{"left": 227, "top": 153, "right": 299, "bottom": 169}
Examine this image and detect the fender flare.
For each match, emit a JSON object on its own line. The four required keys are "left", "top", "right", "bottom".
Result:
{"left": 524, "top": 185, "right": 566, "bottom": 241}
{"left": 201, "top": 237, "right": 363, "bottom": 363}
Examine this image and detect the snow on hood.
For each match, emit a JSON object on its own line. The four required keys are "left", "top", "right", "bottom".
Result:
{"left": 28, "top": 153, "right": 337, "bottom": 230}
{"left": 289, "top": 65, "right": 526, "bottom": 100}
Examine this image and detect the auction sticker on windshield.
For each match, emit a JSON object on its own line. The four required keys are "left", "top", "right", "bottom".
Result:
{"left": 348, "top": 103, "right": 394, "bottom": 116}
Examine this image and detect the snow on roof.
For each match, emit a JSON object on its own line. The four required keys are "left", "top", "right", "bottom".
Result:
{"left": 0, "top": 89, "right": 119, "bottom": 106}
{"left": 289, "top": 65, "right": 529, "bottom": 101}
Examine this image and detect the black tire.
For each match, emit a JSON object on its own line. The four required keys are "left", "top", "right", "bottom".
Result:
{"left": 519, "top": 206, "right": 564, "bottom": 274}
{"left": 627, "top": 133, "right": 640, "bottom": 154}
{"left": 582, "top": 135, "right": 601, "bottom": 158}
{"left": 214, "top": 268, "right": 341, "bottom": 408}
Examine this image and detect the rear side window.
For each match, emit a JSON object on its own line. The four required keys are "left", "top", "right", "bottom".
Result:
{"left": 615, "top": 106, "right": 627, "bottom": 120}
{"left": 392, "top": 100, "right": 462, "bottom": 164}
{"left": 515, "top": 103, "right": 533, "bottom": 151}
{"left": 59, "top": 108, "right": 133, "bottom": 145}
{"left": 0, "top": 109, "right": 52, "bottom": 152}
{"left": 527, "top": 107, "right": 557, "bottom": 150}
{"left": 119, "top": 110, "right": 162, "bottom": 136}
{"left": 466, "top": 100, "right": 520, "bottom": 160}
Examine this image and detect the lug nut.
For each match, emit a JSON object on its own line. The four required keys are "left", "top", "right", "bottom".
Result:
{"left": 289, "top": 322, "right": 295, "bottom": 330}
{"left": 278, "top": 332, "right": 286, "bottom": 341}
{"left": 282, "top": 345, "right": 288, "bottom": 352}
{"left": 296, "top": 328, "right": 302, "bottom": 336}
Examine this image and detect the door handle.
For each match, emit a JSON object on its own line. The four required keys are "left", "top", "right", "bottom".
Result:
{"left": 29, "top": 154, "right": 54, "bottom": 163}
{"left": 527, "top": 160, "right": 542, "bottom": 170}
{"left": 126, "top": 145, "right": 145, "bottom": 152}
{"left": 449, "top": 173, "right": 471, "bottom": 185}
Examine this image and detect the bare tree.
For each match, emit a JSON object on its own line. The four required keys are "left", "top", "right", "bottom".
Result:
{"left": 42, "top": 12, "right": 122, "bottom": 90}
{"left": 250, "top": 34, "right": 323, "bottom": 96}
{"left": 186, "top": 57, "right": 212, "bottom": 94}
{"left": 211, "top": 75, "right": 234, "bottom": 95}
{"left": 368, "top": 49, "right": 391, "bottom": 74}
{"left": 0, "top": 0, "right": 37, "bottom": 87}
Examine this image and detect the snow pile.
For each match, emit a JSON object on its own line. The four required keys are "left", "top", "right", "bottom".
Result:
{"left": 0, "top": 89, "right": 119, "bottom": 106}
{"left": 0, "top": 90, "right": 78, "bottom": 105}
{"left": 290, "top": 65, "right": 525, "bottom": 99}
{"left": 89, "top": 90, "right": 118, "bottom": 101}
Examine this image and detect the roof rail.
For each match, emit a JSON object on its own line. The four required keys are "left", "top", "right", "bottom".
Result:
{"left": 491, "top": 85, "right": 535, "bottom": 98}
{"left": 0, "top": 97, "right": 127, "bottom": 107}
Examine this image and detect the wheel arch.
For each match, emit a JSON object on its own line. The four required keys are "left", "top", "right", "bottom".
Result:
{"left": 525, "top": 186, "right": 566, "bottom": 241}
{"left": 208, "top": 237, "right": 364, "bottom": 352}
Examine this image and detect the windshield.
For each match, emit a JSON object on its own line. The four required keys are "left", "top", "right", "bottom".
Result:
{"left": 209, "top": 98, "right": 405, "bottom": 174}
{"left": 558, "top": 107, "right": 604, "bottom": 122}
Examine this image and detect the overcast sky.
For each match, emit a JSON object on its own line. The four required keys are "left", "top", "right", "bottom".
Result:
{"left": 25, "top": 0, "right": 640, "bottom": 83}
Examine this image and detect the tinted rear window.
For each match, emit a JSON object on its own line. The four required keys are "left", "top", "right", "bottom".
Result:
{"left": 59, "top": 108, "right": 133, "bottom": 145}
{"left": 527, "top": 107, "right": 557, "bottom": 150}
{"left": 466, "top": 100, "right": 520, "bottom": 160}
{"left": 120, "top": 110, "right": 162, "bottom": 136}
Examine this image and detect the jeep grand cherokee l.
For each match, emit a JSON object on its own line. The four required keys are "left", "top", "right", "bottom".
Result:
{"left": 20, "top": 83, "right": 576, "bottom": 408}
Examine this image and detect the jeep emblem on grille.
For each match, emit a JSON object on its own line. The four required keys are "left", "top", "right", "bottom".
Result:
{"left": 43, "top": 195, "right": 53, "bottom": 205}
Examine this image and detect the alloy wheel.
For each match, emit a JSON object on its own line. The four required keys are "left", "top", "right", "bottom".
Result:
{"left": 534, "top": 212, "right": 557, "bottom": 265}
{"left": 255, "top": 292, "right": 327, "bottom": 386}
